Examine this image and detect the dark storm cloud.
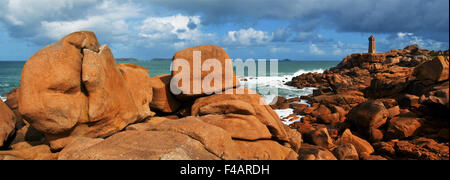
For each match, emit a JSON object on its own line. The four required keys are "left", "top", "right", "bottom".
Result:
{"left": 272, "top": 27, "right": 291, "bottom": 42}
{"left": 0, "top": 0, "right": 447, "bottom": 60}
{"left": 145, "top": 0, "right": 449, "bottom": 42}
{"left": 0, "top": 0, "right": 99, "bottom": 44}
{"left": 291, "top": 31, "right": 333, "bottom": 43}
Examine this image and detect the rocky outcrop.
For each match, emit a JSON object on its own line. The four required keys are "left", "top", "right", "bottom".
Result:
{"left": 191, "top": 88, "right": 289, "bottom": 142}
{"left": 2, "top": 31, "right": 302, "bottom": 160}
{"left": 1, "top": 89, "right": 45, "bottom": 147}
{"left": 311, "top": 128, "right": 334, "bottom": 149}
{"left": 117, "top": 63, "right": 155, "bottom": 120}
{"left": 0, "top": 143, "right": 57, "bottom": 160}
{"left": 17, "top": 31, "right": 153, "bottom": 150}
{"left": 171, "top": 45, "right": 240, "bottom": 100}
{"left": 199, "top": 114, "right": 272, "bottom": 141}
{"left": 19, "top": 31, "right": 99, "bottom": 137}
{"left": 386, "top": 117, "right": 422, "bottom": 139}
{"left": 348, "top": 100, "right": 389, "bottom": 129}
{"left": 336, "top": 129, "right": 374, "bottom": 156}
{"left": 414, "top": 56, "right": 449, "bottom": 82}
{"left": 333, "top": 144, "right": 359, "bottom": 160}
{"left": 4, "top": 30, "right": 447, "bottom": 160}
{"left": 58, "top": 130, "right": 220, "bottom": 160}
{"left": 298, "top": 144, "right": 337, "bottom": 160}
{"left": 286, "top": 44, "right": 449, "bottom": 160}
{"left": 0, "top": 100, "right": 16, "bottom": 147}
{"left": 150, "top": 74, "right": 181, "bottom": 113}
{"left": 58, "top": 116, "right": 297, "bottom": 160}
{"left": 81, "top": 45, "right": 140, "bottom": 138}
{"left": 374, "top": 138, "right": 449, "bottom": 160}
{"left": 2, "top": 88, "right": 21, "bottom": 122}
{"left": 270, "top": 96, "right": 290, "bottom": 109}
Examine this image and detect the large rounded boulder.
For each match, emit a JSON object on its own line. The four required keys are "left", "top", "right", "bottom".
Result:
{"left": 18, "top": 31, "right": 147, "bottom": 150}
{"left": 414, "top": 56, "right": 449, "bottom": 82}
{"left": 347, "top": 100, "right": 389, "bottom": 129}
{"left": 19, "top": 31, "right": 100, "bottom": 135}
{"left": 171, "top": 45, "right": 240, "bottom": 100}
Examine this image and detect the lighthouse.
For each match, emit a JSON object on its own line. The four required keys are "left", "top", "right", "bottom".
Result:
{"left": 368, "top": 35, "right": 376, "bottom": 54}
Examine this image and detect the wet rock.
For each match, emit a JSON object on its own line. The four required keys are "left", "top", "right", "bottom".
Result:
{"left": 360, "top": 152, "right": 387, "bottom": 160}
{"left": 398, "top": 94, "right": 420, "bottom": 108}
{"left": 386, "top": 117, "right": 422, "bottom": 139}
{"left": 270, "top": 96, "right": 290, "bottom": 109}
{"left": 394, "top": 138, "right": 449, "bottom": 160}
{"left": 348, "top": 100, "right": 389, "bottom": 129}
{"left": 387, "top": 105, "right": 401, "bottom": 118}
{"left": 336, "top": 129, "right": 375, "bottom": 156}
{"left": 414, "top": 56, "right": 449, "bottom": 82}
{"left": 333, "top": 144, "right": 359, "bottom": 160}
{"left": 311, "top": 128, "right": 334, "bottom": 149}
{"left": 373, "top": 141, "right": 396, "bottom": 157}
{"left": 298, "top": 144, "right": 337, "bottom": 160}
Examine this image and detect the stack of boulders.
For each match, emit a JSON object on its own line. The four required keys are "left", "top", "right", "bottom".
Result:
{"left": 285, "top": 45, "right": 449, "bottom": 160}
{"left": 0, "top": 31, "right": 301, "bottom": 160}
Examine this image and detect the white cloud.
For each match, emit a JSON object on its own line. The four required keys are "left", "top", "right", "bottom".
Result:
{"left": 0, "top": 0, "right": 142, "bottom": 45}
{"left": 379, "top": 32, "right": 449, "bottom": 51}
{"left": 397, "top": 32, "right": 413, "bottom": 39}
{"left": 146, "top": 0, "right": 448, "bottom": 42}
{"left": 292, "top": 31, "right": 332, "bottom": 43}
{"left": 270, "top": 47, "right": 290, "bottom": 53}
{"left": 137, "top": 14, "right": 216, "bottom": 49}
{"left": 309, "top": 44, "right": 325, "bottom": 55}
{"left": 330, "top": 41, "right": 366, "bottom": 55}
{"left": 226, "top": 28, "right": 273, "bottom": 46}
{"left": 42, "top": 0, "right": 141, "bottom": 42}
{"left": 1, "top": 0, "right": 97, "bottom": 26}
{"left": 272, "top": 27, "right": 291, "bottom": 42}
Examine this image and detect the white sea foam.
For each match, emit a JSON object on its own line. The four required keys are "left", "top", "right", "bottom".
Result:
{"left": 239, "top": 68, "right": 323, "bottom": 104}
{"left": 274, "top": 108, "right": 303, "bottom": 126}
{"left": 1, "top": 96, "right": 6, "bottom": 102}
{"left": 239, "top": 68, "right": 322, "bottom": 122}
{"left": 0, "top": 83, "right": 9, "bottom": 87}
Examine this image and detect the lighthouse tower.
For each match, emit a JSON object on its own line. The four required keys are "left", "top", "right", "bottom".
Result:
{"left": 368, "top": 35, "right": 376, "bottom": 54}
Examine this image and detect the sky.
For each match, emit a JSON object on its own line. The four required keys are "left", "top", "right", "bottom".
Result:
{"left": 0, "top": 0, "right": 448, "bottom": 61}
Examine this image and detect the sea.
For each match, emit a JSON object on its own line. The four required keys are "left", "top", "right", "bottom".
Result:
{"left": 0, "top": 60, "right": 339, "bottom": 125}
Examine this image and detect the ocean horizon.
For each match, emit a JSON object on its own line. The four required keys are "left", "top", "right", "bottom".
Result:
{"left": 0, "top": 60, "right": 340, "bottom": 96}
{"left": 0, "top": 60, "right": 340, "bottom": 111}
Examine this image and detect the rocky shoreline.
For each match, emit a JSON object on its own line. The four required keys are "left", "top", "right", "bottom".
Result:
{"left": 0, "top": 31, "right": 299, "bottom": 160}
{"left": 280, "top": 45, "right": 449, "bottom": 160}
{"left": 0, "top": 31, "right": 448, "bottom": 160}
